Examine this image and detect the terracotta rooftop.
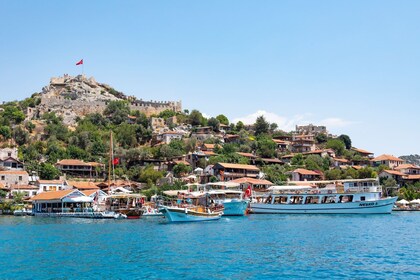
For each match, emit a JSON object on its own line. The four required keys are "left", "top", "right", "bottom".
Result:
{"left": 395, "top": 164, "right": 420, "bottom": 170}
{"left": 216, "top": 163, "right": 260, "bottom": 171}
{"left": 0, "top": 170, "right": 29, "bottom": 175}
{"left": 37, "top": 180, "right": 64, "bottom": 185}
{"left": 372, "top": 154, "right": 404, "bottom": 162}
{"left": 382, "top": 170, "right": 405, "bottom": 176}
{"left": 405, "top": 175, "right": 420, "bottom": 180}
{"left": 31, "top": 189, "right": 76, "bottom": 201}
{"left": 82, "top": 189, "right": 99, "bottom": 196}
{"left": 68, "top": 181, "right": 99, "bottom": 190}
{"left": 11, "top": 185, "right": 38, "bottom": 190}
{"left": 259, "top": 158, "right": 283, "bottom": 164}
{"left": 236, "top": 152, "right": 257, "bottom": 158}
{"left": 56, "top": 159, "right": 103, "bottom": 166}
{"left": 352, "top": 147, "right": 374, "bottom": 155}
{"left": 293, "top": 168, "right": 321, "bottom": 176}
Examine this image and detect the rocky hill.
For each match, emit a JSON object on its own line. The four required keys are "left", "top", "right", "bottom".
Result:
{"left": 400, "top": 154, "right": 420, "bottom": 165}
{"left": 26, "top": 74, "right": 182, "bottom": 126}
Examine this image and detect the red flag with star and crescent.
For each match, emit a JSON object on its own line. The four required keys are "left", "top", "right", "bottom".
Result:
{"left": 76, "top": 59, "right": 83, "bottom": 65}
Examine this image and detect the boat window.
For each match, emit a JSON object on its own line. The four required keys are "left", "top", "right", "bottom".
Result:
{"left": 290, "top": 196, "right": 303, "bottom": 204}
{"left": 305, "top": 196, "right": 319, "bottom": 204}
{"left": 340, "top": 195, "right": 354, "bottom": 203}
{"left": 321, "top": 196, "right": 336, "bottom": 204}
{"left": 360, "top": 196, "right": 365, "bottom": 201}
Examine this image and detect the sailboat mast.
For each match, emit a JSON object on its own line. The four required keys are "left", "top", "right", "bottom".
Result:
{"left": 108, "top": 131, "right": 113, "bottom": 194}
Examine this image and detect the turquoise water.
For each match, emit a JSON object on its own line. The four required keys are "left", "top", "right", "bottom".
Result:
{"left": 0, "top": 213, "right": 419, "bottom": 280}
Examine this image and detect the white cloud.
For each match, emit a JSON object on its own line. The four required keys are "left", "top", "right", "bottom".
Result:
{"left": 318, "top": 118, "right": 356, "bottom": 128}
{"left": 232, "top": 110, "right": 354, "bottom": 131}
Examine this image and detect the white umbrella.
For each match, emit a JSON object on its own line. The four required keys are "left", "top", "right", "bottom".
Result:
{"left": 396, "top": 199, "right": 410, "bottom": 205}
{"left": 409, "top": 199, "right": 420, "bottom": 204}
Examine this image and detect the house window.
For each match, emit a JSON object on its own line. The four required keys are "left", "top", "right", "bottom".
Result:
{"left": 19, "top": 176, "right": 22, "bottom": 181}
{"left": 8, "top": 152, "right": 11, "bottom": 157}
{"left": 1, "top": 176, "right": 4, "bottom": 180}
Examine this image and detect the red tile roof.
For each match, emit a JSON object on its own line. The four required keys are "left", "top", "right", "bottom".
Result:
{"left": 236, "top": 152, "right": 257, "bottom": 158}
{"left": 0, "top": 170, "right": 28, "bottom": 175}
{"left": 372, "top": 154, "right": 403, "bottom": 162}
{"left": 293, "top": 168, "right": 320, "bottom": 176}
{"left": 216, "top": 163, "right": 260, "bottom": 171}
{"left": 395, "top": 164, "right": 420, "bottom": 170}
{"left": 37, "top": 180, "right": 64, "bottom": 185}
{"left": 82, "top": 189, "right": 99, "bottom": 196}
{"left": 31, "top": 189, "right": 76, "bottom": 201}
{"left": 68, "top": 181, "right": 99, "bottom": 190}
{"left": 352, "top": 147, "right": 374, "bottom": 155}
{"left": 382, "top": 170, "right": 405, "bottom": 176}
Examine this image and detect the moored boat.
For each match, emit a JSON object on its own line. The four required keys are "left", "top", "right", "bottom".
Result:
{"left": 207, "top": 189, "right": 249, "bottom": 216}
{"left": 159, "top": 205, "right": 222, "bottom": 222}
{"left": 250, "top": 179, "right": 398, "bottom": 214}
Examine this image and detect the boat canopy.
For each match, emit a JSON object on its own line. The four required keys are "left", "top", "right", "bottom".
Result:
{"left": 62, "top": 196, "right": 93, "bottom": 203}
{"left": 163, "top": 190, "right": 190, "bottom": 197}
{"left": 268, "top": 185, "right": 313, "bottom": 191}
{"left": 207, "top": 182, "right": 241, "bottom": 188}
{"left": 107, "top": 193, "right": 145, "bottom": 199}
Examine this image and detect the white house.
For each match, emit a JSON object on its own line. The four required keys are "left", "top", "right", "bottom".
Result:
{"left": 0, "top": 170, "right": 29, "bottom": 187}
{"left": 36, "top": 179, "right": 71, "bottom": 194}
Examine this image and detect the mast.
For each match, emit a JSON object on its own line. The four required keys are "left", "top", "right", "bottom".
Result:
{"left": 108, "top": 131, "right": 113, "bottom": 194}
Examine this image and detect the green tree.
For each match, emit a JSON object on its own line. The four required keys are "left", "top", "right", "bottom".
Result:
{"left": 236, "top": 121, "right": 245, "bottom": 131}
{"left": 189, "top": 110, "right": 206, "bottom": 126}
{"left": 158, "top": 109, "right": 177, "bottom": 120}
{"left": 326, "top": 139, "right": 346, "bottom": 156}
{"left": 139, "top": 166, "right": 164, "bottom": 186}
{"left": 291, "top": 154, "right": 304, "bottom": 166}
{"left": 269, "top": 123, "right": 278, "bottom": 133}
{"left": 207, "top": 117, "right": 220, "bottom": 132}
{"left": 256, "top": 135, "right": 276, "bottom": 158}
{"left": 325, "top": 169, "right": 343, "bottom": 180}
{"left": 216, "top": 114, "right": 229, "bottom": 125}
{"left": 39, "top": 163, "right": 61, "bottom": 180}
{"left": 357, "top": 167, "right": 377, "bottom": 179}
{"left": 338, "top": 134, "right": 352, "bottom": 150}
{"left": 173, "top": 163, "right": 192, "bottom": 178}
{"left": 0, "top": 126, "right": 11, "bottom": 140}
{"left": 254, "top": 115, "right": 269, "bottom": 136}
{"left": 315, "top": 133, "right": 328, "bottom": 144}
{"left": 104, "top": 100, "right": 130, "bottom": 125}
{"left": 14, "top": 126, "right": 29, "bottom": 146}
{"left": 2, "top": 105, "right": 25, "bottom": 124}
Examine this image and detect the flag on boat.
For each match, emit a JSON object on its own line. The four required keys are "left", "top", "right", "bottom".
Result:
{"left": 244, "top": 185, "right": 252, "bottom": 197}
{"left": 112, "top": 157, "right": 120, "bottom": 165}
{"left": 76, "top": 59, "right": 83, "bottom": 65}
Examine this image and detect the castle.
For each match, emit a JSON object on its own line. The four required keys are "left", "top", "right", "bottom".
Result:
{"left": 26, "top": 74, "right": 182, "bottom": 125}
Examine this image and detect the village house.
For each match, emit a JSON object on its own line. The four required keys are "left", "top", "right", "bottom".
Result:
{"left": 157, "top": 131, "right": 184, "bottom": 144}
{"left": 11, "top": 185, "right": 39, "bottom": 198}
{"left": 394, "top": 164, "right": 420, "bottom": 175}
{"left": 68, "top": 181, "right": 100, "bottom": 191}
{"left": 352, "top": 147, "right": 374, "bottom": 159}
{"left": 150, "top": 117, "right": 166, "bottom": 133}
{"left": 371, "top": 154, "right": 404, "bottom": 169}
{"left": 55, "top": 159, "right": 104, "bottom": 178}
{"left": 191, "top": 126, "right": 214, "bottom": 141}
{"left": 273, "top": 139, "right": 289, "bottom": 152}
{"left": 36, "top": 179, "right": 70, "bottom": 194}
{"left": 0, "top": 147, "right": 24, "bottom": 170}
{"left": 224, "top": 134, "right": 240, "bottom": 144}
{"left": 290, "top": 134, "right": 316, "bottom": 153}
{"left": 379, "top": 170, "right": 405, "bottom": 185}
{"left": 303, "top": 149, "right": 336, "bottom": 158}
{"left": 0, "top": 170, "right": 29, "bottom": 187}
{"left": 213, "top": 163, "right": 260, "bottom": 181}
{"left": 290, "top": 168, "right": 322, "bottom": 181}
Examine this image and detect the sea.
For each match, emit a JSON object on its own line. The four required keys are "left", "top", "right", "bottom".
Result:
{"left": 0, "top": 212, "right": 419, "bottom": 280}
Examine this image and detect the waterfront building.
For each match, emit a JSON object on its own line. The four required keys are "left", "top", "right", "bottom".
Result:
{"left": 36, "top": 179, "right": 70, "bottom": 194}
{"left": 31, "top": 189, "right": 93, "bottom": 215}
{"left": 213, "top": 163, "right": 260, "bottom": 181}
{"left": 68, "top": 181, "right": 100, "bottom": 191}
{"left": 11, "top": 185, "right": 39, "bottom": 198}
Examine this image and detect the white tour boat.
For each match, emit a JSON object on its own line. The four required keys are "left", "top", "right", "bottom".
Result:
{"left": 249, "top": 179, "right": 397, "bottom": 214}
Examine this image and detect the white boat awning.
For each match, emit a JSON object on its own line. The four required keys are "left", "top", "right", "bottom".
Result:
{"left": 268, "top": 185, "right": 313, "bottom": 191}
{"left": 62, "top": 196, "right": 93, "bottom": 203}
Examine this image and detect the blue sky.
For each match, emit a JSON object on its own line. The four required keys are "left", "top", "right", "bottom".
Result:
{"left": 0, "top": 1, "right": 419, "bottom": 156}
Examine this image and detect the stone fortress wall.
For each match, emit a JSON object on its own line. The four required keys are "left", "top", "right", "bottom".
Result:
{"left": 26, "top": 74, "right": 182, "bottom": 125}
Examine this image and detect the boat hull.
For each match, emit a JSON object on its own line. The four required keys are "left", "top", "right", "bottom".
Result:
{"left": 222, "top": 200, "right": 249, "bottom": 216}
{"left": 159, "top": 206, "right": 221, "bottom": 222}
{"left": 250, "top": 197, "right": 397, "bottom": 214}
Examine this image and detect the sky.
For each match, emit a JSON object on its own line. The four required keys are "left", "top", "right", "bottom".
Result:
{"left": 0, "top": 1, "right": 419, "bottom": 156}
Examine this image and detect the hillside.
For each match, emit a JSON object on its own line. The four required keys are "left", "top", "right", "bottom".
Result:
{"left": 400, "top": 154, "right": 420, "bottom": 165}
{"left": 24, "top": 74, "right": 182, "bottom": 126}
